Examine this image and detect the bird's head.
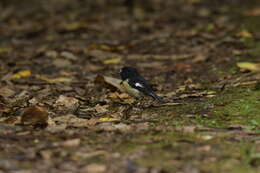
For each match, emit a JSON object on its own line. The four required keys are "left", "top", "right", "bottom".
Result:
{"left": 120, "top": 66, "right": 139, "bottom": 80}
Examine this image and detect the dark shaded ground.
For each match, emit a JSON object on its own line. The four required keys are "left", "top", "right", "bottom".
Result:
{"left": 0, "top": 0, "right": 260, "bottom": 172}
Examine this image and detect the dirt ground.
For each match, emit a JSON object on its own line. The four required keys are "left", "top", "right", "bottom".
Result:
{"left": 0, "top": 0, "right": 259, "bottom": 172}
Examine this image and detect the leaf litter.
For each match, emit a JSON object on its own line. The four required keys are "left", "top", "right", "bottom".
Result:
{"left": 0, "top": 0, "right": 260, "bottom": 172}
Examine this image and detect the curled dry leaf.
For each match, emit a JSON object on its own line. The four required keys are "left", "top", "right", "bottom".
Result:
{"left": 95, "top": 75, "right": 124, "bottom": 92}
{"left": 21, "top": 106, "right": 49, "bottom": 125}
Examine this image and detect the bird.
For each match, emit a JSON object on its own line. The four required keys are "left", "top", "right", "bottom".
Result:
{"left": 120, "top": 66, "right": 164, "bottom": 103}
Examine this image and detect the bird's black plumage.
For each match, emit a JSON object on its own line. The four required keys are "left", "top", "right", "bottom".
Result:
{"left": 120, "top": 67, "right": 163, "bottom": 103}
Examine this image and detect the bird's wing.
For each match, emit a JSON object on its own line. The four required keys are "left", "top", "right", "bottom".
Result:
{"left": 130, "top": 77, "right": 164, "bottom": 103}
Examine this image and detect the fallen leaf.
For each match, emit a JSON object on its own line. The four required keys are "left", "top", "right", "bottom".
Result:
{"left": 80, "top": 164, "right": 106, "bottom": 173}
{"left": 50, "top": 114, "right": 95, "bottom": 127}
{"left": 158, "top": 102, "right": 182, "bottom": 106}
{"left": 0, "top": 47, "right": 12, "bottom": 54}
{"left": 60, "top": 21, "right": 86, "bottom": 31}
{"left": 237, "top": 62, "right": 260, "bottom": 72}
{"left": 127, "top": 54, "right": 191, "bottom": 60}
{"left": 102, "top": 57, "right": 122, "bottom": 64}
{"left": 236, "top": 30, "right": 253, "bottom": 38}
{"left": 94, "top": 104, "right": 109, "bottom": 114}
{"left": 40, "top": 150, "right": 53, "bottom": 160}
{"left": 54, "top": 138, "right": 81, "bottom": 147}
{"left": 175, "top": 126, "right": 196, "bottom": 133}
{"left": 97, "top": 122, "right": 131, "bottom": 132}
{"left": 35, "top": 74, "right": 72, "bottom": 83}
{"left": 201, "top": 135, "right": 213, "bottom": 140}
{"left": 99, "top": 117, "right": 120, "bottom": 122}
{"left": 53, "top": 58, "right": 71, "bottom": 67}
{"left": 192, "top": 54, "right": 207, "bottom": 63}
{"left": 55, "top": 95, "right": 79, "bottom": 113}
{"left": 45, "top": 50, "right": 58, "bottom": 58}
{"left": 61, "top": 51, "right": 77, "bottom": 60}
{"left": 2, "top": 116, "right": 20, "bottom": 125}
{"left": 74, "top": 150, "right": 108, "bottom": 160}
{"left": 197, "top": 145, "right": 211, "bottom": 152}
{"left": 179, "top": 90, "right": 216, "bottom": 99}
{"left": 109, "top": 92, "right": 129, "bottom": 99}
{"left": 244, "top": 8, "right": 260, "bottom": 16}
{"left": 12, "top": 70, "right": 31, "bottom": 79}
{"left": 95, "top": 75, "right": 124, "bottom": 92}
{"left": 21, "top": 106, "right": 49, "bottom": 125}
{"left": 0, "top": 87, "right": 15, "bottom": 97}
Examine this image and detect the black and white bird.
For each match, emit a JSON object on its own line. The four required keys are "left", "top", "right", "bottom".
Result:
{"left": 120, "top": 66, "right": 164, "bottom": 103}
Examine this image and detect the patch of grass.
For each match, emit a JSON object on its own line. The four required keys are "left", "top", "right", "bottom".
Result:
{"left": 152, "top": 87, "right": 260, "bottom": 130}
{"left": 212, "top": 88, "right": 260, "bottom": 130}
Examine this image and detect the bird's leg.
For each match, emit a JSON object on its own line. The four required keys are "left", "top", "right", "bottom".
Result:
{"left": 122, "top": 104, "right": 133, "bottom": 120}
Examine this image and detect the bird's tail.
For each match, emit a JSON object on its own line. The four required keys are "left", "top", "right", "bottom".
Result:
{"left": 149, "top": 92, "right": 164, "bottom": 103}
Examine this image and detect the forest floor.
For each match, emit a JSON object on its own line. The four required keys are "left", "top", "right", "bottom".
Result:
{"left": 0, "top": 0, "right": 259, "bottom": 172}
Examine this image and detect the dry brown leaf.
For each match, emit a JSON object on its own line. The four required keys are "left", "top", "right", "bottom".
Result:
{"left": 21, "top": 106, "right": 49, "bottom": 125}
{"left": 197, "top": 145, "right": 211, "bottom": 152}
{"left": 80, "top": 164, "right": 106, "bottom": 173}
{"left": 244, "top": 8, "right": 260, "bottom": 16}
{"left": 97, "top": 123, "right": 131, "bottom": 132}
{"left": 0, "top": 87, "right": 15, "bottom": 97}
{"left": 109, "top": 92, "right": 131, "bottom": 100}
{"left": 95, "top": 75, "right": 124, "bottom": 92}
{"left": 54, "top": 138, "right": 81, "bottom": 147}
{"left": 94, "top": 104, "right": 109, "bottom": 114}
{"left": 175, "top": 126, "right": 196, "bottom": 133}
{"left": 40, "top": 150, "right": 53, "bottom": 160}
{"left": 55, "top": 95, "right": 79, "bottom": 112}
{"left": 1, "top": 116, "right": 20, "bottom": 125}
{"left": 158, "top": 102, "right": 182, "bottom": 106}
{"left": 51, "top": 114, "right": 96, "bottom": 127}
